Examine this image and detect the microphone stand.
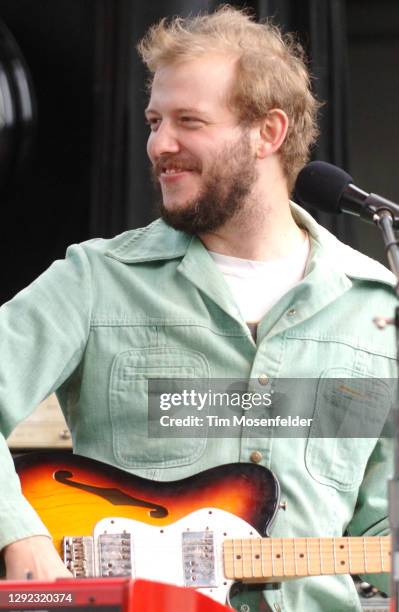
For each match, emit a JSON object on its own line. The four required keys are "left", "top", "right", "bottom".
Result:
{"left": 371, "top": 206, "right": 399, "bottom": 612}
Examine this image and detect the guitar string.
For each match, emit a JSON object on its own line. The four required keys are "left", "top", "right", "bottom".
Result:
{"left": 62, "top": 536, "right": 389, "bottom": 572}
{"left": 68, "top": 538, "right": 387, "bottom": 549}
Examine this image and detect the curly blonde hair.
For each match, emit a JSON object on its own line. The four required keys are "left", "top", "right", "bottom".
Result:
{"left": 137, "top": 5, "right": 320, "bottom": 191}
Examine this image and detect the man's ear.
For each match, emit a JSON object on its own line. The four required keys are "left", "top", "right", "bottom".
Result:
{"left": 256, "top": 109, "right": 289, "bottom": 159}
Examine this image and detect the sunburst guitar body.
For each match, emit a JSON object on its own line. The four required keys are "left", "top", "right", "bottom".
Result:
{"left": 14, "top": 452, "right": 390, "bottom": 606}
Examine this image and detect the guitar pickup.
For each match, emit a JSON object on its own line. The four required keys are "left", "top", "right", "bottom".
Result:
{"left": 98, "top": 532, "right": 133, "bottom": 577}
{"left": 182, "top": 531, "right": 216, "bottom": 588}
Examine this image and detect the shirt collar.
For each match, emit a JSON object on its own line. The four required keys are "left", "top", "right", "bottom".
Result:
{"left": 105, "top": 219, "right": 191, "bottom": 263}
{"left": 105, "top": 205, "right": 395, "bottom": 288}
{"left": 290, "top": 202, "right": 395, "bottom": 287}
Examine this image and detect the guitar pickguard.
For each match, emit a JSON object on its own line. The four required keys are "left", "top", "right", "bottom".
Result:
{"left": 63, "top": 508, "right": 262, "bottom": 605}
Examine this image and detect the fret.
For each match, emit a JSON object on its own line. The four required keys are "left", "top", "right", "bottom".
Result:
{"left": 232, "top": 538, "right": 241, "bottom": 578}
{"left": 282, "top": 538, "right": 286, "bottom": 577}
{"left": 322, "top": 538, "right": 336, "bottom": 575}
{"left": 296, "top": 538, "right": 310, "bottom": 575}
{"left": 260, "top": 538, "right": 265, "bottom": 578}
{"left": 319, "top": 538, "right": 323, "bottom": 575}
{"left": 240, "top": 537, "right": 247, "bottom": 578}
{"left": 275, "top": 538, "right": 284, "bottom": 577}
{"left": 242, "top": 537, "right": 253, "bottom": 579}
{"left": 384, "top": 537, "right": 391, "bottom": 572}
{"left": 271, "top": 537, "right": 275, "bottom": 576}
{"left": 261, "top": 538, "right": 272, "bottom": 578}
{"left": 336, "top": 537, "right": 350, "bottom": 574}
{"left": 250, "top": 538, "right": 263, "bottom": 578}
{"left": 363, "top": 536, "right": 368, "bottom": 573}
{"left": 348, "top": 537, "right": 352, "bottom": 573}
{"left": 320, "top": 538, "right": 334, "bottom": 575}
{"left": 279, "top": 538, "right": 295, "bottom": 578}
{"left": 380, "top": 537, "right": 385, "bottom": 572}
{"left": 333, "top": 538, "right": 337, "bottom": 573}
{"left": 288, "top": 538, "right": 296, "bottom": 577}
{"left": 306, "top": 537, "right": 311, "bottom": 575}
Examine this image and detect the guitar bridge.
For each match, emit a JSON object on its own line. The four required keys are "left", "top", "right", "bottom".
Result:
{"left": 64, "top": 536, "right": 95, "bottom": 577}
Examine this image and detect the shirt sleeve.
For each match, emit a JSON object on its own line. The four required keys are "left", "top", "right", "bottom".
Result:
{"left": 0, "top": 243, "right": 92, "bottom": 549}
{"left": 346, "top": 436, "right": 392, "bottom": 594}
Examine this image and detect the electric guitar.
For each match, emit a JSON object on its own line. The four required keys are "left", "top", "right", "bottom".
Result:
{"left": 15, "top": 452, "right": 390, "bottom": 606}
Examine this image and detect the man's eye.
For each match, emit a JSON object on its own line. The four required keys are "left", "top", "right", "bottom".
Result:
{"left": 146, "top": 118, "right": 160, "bottom": 130}
{"left": 180, "top": 117, "right": 202, "bottom": 126}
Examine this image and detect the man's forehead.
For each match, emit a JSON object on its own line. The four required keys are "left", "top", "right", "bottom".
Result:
{"left": 147, "top": 56, "right": 236, "bottom": 112}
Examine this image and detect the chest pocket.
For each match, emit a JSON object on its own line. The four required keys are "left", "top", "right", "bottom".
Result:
{"left": 109, "top": 346, "right": 209, "bottom": 469}
{"left": 305, "top": 368, "right": 393, "bottom": 490}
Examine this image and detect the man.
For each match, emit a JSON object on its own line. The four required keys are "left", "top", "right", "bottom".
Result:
{"left": 1, "top": 6, "right": 396, "bottom": 611}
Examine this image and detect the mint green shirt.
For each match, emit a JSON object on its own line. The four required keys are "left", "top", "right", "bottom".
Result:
{"left": 0, "top": 204, "right": 396, "bottom": 611}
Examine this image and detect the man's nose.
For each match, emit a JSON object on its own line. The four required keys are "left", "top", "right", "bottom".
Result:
{"left": 148, "top": 121, "right": 180, "bottom": 160}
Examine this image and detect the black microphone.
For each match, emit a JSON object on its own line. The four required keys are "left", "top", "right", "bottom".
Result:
{"left": 294, "top": 161, "right": 399, "bottom": 226}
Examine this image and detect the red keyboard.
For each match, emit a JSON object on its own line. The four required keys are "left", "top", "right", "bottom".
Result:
{"left": 0, "top": 577, "right": 230, "bottom": 611}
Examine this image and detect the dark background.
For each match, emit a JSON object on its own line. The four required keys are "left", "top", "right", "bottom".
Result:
{"left": 0, "top": 0, "right": 398, "bottom": 304}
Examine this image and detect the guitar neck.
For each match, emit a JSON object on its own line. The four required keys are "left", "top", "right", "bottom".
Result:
{"left": 224, "top": 536, "right": 391, "bottom": 581}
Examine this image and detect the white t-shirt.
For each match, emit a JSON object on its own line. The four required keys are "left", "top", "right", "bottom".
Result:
{"left": 209, "top": 235, "right": 310, "bottom": 326}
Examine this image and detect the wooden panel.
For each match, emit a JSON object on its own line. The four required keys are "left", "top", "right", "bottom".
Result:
{"left": 7, "top": 395, "right": 72, "bottom": 449}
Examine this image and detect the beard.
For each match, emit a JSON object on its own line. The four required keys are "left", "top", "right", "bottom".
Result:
{"left": 151, "top": 131, "right": 257, "bottom": 234}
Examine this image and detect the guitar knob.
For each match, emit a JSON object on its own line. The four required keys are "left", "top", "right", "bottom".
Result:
{"left": 279, "top": 501, "right": 287, "bottom": 511}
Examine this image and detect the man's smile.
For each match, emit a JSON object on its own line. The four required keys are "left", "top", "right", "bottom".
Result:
{"left": 160, "top": 170, "right": 194, "bottom": 183}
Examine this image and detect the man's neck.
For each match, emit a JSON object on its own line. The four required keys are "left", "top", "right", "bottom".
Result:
{"left": 199, "top": 185, "right": 305, "bottom": 262}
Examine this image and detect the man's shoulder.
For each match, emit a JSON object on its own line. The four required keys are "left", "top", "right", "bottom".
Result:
{"left": 327, "top": 231, "right": 395, "bottom": 288}
{"left": 292, "top": 201, "right": 396, "bottom": 289}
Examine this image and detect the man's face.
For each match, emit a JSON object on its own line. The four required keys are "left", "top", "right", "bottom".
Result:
{"left": 146, "top": 55, "right": 258, "bottom": 234}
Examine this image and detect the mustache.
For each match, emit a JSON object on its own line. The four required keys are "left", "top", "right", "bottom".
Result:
{"left": 152, "top": 155, "right": 202, "bottom": 177}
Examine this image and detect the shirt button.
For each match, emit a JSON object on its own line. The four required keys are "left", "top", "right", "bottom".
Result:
{"left": 250, "top": 450, "right": 263, "bottom": 463}
{"left": 258, "top": 374, "right": 269, "bottom": 385}
{"left": 287, "top": 308, "right": 296, "bottom": 316}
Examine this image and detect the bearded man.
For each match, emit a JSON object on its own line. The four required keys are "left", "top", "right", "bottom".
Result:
{"left": 0, "top": 7, "right": 395, "bottom": 612}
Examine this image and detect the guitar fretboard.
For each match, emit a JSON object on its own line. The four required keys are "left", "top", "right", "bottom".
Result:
{"left": 223, "top": 536, "right": 391, "bottom": 581}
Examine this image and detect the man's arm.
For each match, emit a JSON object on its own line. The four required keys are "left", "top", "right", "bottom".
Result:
{"left": 346, "top": 436, "right": 393, "bottom": 594}
{"left": 0, "top": 244, "right": 92, "bottom": 576}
